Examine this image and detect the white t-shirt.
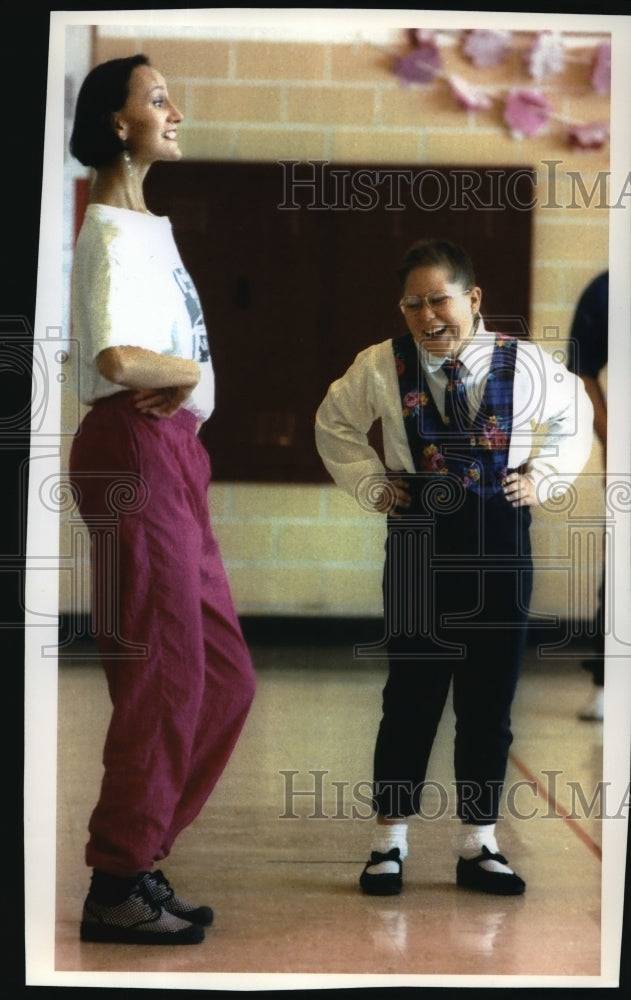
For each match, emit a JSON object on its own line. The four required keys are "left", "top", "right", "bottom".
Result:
{"left": 71, "top": 203, "right": 215, "bottom": 422}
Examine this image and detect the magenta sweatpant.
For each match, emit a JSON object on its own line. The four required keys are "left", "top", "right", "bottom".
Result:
{"left": 69, "top": 392, "right": 256, "bottom": 877}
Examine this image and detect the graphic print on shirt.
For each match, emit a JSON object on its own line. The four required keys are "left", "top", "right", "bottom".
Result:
{"left": 173, "top": 266, "right": 210, "bottom": 363}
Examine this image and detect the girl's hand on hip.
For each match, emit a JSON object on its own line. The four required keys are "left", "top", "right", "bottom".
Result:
{"left": 502, "top": 471, "right": 538, "bottom": 507}
{"left": 373, "top": 476, "right": 412, "bottom": 517}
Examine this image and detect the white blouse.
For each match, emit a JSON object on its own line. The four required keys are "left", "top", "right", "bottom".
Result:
{"left": 315, "top": 320, "right": 594, "bottom": 511}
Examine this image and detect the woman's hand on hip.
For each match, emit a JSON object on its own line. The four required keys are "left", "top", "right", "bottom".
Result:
{"left": 133, "top": 385, "right": 192, "bottom": 418}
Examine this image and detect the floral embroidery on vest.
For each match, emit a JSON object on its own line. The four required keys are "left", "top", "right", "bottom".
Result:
{"left": 393, "top": 332, "right": 518, "bottom": 497}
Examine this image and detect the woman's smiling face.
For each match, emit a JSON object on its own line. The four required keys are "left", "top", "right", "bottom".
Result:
{"left": 400, "top": 265, "right": 482, "bottom": 357}
{"left": 114, "top": 64, "right": 183, "bottom": 167}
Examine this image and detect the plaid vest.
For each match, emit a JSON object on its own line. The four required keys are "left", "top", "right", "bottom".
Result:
{"left": 392, "top": 331, "right": 518, "bottom": 497}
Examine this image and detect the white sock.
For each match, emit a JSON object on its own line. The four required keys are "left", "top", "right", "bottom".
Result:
{"left": 366, "top": 822, "right": 408, "bottom": 874}
{"left": 452, "top": 823, "right": 514, "bottom": 875}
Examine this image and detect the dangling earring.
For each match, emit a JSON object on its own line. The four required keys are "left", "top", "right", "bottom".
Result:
{"left": 123, "top": 148, "right": 133, "bottom": 175}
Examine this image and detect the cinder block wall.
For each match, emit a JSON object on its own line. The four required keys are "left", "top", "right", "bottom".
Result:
{"left": 61, "top": 25, "right": 609, "bottom": 621}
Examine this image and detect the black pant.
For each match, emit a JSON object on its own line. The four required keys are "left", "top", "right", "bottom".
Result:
{"left": 373, "top": 484, "right": 533, "bottom": 822}
{"left": 583, "top": 565, "right": 605, "bottom": 686}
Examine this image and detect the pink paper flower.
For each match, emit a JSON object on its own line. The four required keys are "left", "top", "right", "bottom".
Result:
{"left": 566, "top": 121, "right": 610, "bottom": 149}
{"left": 591, "top": 41, "right": 611, "bottom": 95}
{"left": 394, "top": 41, "right": 442, "bottom": 85}
{"left": 503, "top": 87, "right": 553, "bottom": 138}
{"left": 448, "top": 74, "right": 492, "bottom": 111}
{"left": 462, "top": 29, "right": 512, "bottom": 68}
{"left": 526, "top": 31, "right": 565, "bottom": 81}
{"left": 406, "top": 28, "right": 438, "bottom": 48}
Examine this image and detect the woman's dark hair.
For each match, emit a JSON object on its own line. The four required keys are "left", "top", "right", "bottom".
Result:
{"left": 70, "top": 54, "right": 150, "bottom": 168}
{"left": 397, "top": 239, "right": 476, "bottom": 290}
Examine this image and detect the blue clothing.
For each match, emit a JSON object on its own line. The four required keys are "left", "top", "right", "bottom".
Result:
{"left": 393, "top": 331, "right": 517, "bottom": 497}
{"left": 567, "top": 271, "right": 608, "bottom": 688}
{"left": 567, "top": 271, "right": 608, "bottom": 379}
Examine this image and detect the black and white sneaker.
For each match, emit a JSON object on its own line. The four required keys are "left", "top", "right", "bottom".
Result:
{"left": 139, "top": 870, "right": 214, "bottom": 927}
{"left": 80, "top": 878, "right": 205, "bottom": 944}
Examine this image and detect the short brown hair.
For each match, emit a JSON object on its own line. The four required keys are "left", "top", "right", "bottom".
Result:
{"left": 397, "top": 239, "right": 476, "bottom": 290}
{"left": 70, "top": 55, "right": 149, "bottom": 168}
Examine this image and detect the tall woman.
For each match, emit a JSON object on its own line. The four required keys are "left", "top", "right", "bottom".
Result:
{"left": 68, "top": 55, "right": 256, "bottom": 945}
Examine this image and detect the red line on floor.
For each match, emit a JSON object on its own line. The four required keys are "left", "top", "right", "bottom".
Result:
{"left": 508, "top": 751, "right": 603, "bottom": 861}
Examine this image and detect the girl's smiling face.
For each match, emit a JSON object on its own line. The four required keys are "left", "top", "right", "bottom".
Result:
{"left": 400, "top": 265, "right": 482, "bottom": 357}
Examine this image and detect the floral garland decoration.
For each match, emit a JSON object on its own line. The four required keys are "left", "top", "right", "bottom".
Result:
{"left": 390, "top": 28, "right": 610, "bottom": 149}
